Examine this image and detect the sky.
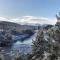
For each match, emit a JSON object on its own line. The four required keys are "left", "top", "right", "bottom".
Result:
{"left": 0, "top": 0, "right": 60, "bottom": 25}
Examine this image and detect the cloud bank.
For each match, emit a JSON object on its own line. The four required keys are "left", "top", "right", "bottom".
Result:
{"left": 0, "top": 16, "right": 57, "bottom": 25}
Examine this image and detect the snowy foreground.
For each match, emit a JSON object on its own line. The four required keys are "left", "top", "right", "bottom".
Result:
{"left": 1, "top": 25, "right": 60, "bottom": 60}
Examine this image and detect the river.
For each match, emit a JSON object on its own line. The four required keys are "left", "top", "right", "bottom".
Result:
{"left": 2, "top": 31, "right": 38, "bottom": 54}
{"left": 11, "top": 31, "right": 38, "bottom": 54}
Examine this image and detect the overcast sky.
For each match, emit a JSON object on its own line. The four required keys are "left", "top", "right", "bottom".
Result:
{"left": 0, "top": 0, "right": 60, "bottom": 25}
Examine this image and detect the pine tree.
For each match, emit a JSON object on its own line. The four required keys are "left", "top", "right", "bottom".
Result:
{"left": 32, "top": 30, "right": 45, "bottom": 60}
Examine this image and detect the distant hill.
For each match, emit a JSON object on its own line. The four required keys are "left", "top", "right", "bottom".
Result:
{"left": 0, "top": 21, "right": 54, "bottom": 31}
{"left": 0, "top": 21, "right": 21, "bottom": 30}
{"left": 0, "top": 21, "right": 39, "bottom": 32}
